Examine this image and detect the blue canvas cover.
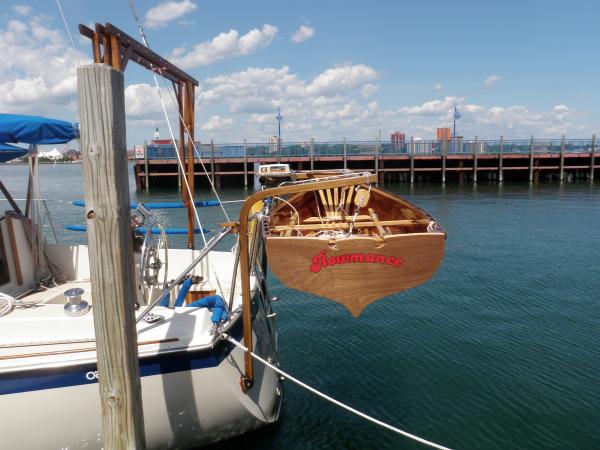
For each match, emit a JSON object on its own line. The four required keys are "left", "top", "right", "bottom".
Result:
{"left": 0, "top": 114, "right": 79, "bottom": 145}
{"left": 0, "top": 143, "right": 28, "bottom": 163}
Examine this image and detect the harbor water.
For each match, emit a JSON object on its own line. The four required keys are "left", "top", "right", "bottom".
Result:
{"left": 1, "top": 163, "right": 598, "bottom": 449}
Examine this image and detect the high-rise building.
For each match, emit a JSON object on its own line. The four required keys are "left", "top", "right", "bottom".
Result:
{"left": 437, "top": 128, "right": 451, "bottom": 141}
{"left": 391, "top": 131, "right": 406, "bottom": 152}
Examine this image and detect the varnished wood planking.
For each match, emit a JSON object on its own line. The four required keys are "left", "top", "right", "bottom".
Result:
{"left": 266, "top": 233, "right": 445, "bottom": 316}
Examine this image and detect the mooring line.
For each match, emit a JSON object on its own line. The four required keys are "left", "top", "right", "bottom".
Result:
{"left": 221, "top": 333, "right": 452, "bottom": 450}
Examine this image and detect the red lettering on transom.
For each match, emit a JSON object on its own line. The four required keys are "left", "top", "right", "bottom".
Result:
{"left": 309, "top": 250, "right": 404, "bottom": 273}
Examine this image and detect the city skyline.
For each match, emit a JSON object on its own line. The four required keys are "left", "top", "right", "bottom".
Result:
{"left": 1, "top": 0, "right": 599, "bottom": 146}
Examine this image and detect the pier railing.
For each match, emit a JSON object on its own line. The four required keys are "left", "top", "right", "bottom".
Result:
{"left": 141, "top": 137, "right": 597, "bottom": 160}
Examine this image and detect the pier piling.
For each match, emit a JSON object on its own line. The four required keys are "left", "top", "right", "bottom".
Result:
{"left": 210, "top": 139, "right": 215, "bottom": 184}
{"left": 473, "top": 136, "right": 479, "bottom": 184}
{"left": 410, "top": 136, "right": 415, "bottom": 184}
{"left": 591, "top": 134, "right": 596, "bottom": 181}
{"left": 343, "top": 138, "right": 347, "bottom": 170}
{"left": 560, "top": 135, "right": 566, "bottom": 182}
{"left": 499, "top": 136, "right": 504, "bottom": 183}
{"left": 529, "top": 135, "right": 535, "bottom": 182}
{"left": 243, "top": 138, "right": 248, "bottom": 187}
{"left": 310, "top": 138, "right": 315, "bottom": 171}
{"left": 78, "top": 63, "right": 146, "bottom": 450}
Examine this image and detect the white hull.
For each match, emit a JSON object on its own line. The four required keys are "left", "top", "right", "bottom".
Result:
{"left": 0, "top": 234, "right": 282, "bottom": 448}
{"left": 1, "top": 327, "right": 281, "bottom": 449}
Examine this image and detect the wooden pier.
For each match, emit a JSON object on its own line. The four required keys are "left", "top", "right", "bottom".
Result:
{"left": 134, "top": 136, "right": 598, "bottom": 189}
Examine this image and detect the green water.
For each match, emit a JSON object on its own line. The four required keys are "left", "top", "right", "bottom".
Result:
{"left": 2, "top": 163, "right": 598, "bottom": 449}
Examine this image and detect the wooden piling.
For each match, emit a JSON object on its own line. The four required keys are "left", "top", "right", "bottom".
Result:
{"left": 560, "top": 135, "right": 565, "bottom": 182}
{"left": 375, "top": 137, "right": 380, "bottom": 185}
{"left": 78, "top": 63, "right": 145, "bottom": 450}
{"left": 243, "top": 138, "right": 248, "bottom": 187}
{"left": 529, "top": 135, "right": 534, "bottom": 182}
{"left": 410, "top": 136, "right": 415, "bottom": 184}
{"left": 210, "top": 139, "right": 215, "bottom": 185}
{"left": 441, "top": 139, "right": 447, "bottom": 184}
{"left": 310, "top": 138, "right": 315, "bottom": 171}
{"left": 277, "top": 137, "right": 281, "bottom": 163}
{"left": 590, "top": 134, "right": 596, "bottom": 181}
{"left": 473, "top": 136, "right": 478, "bottom": 184}
{"left": 498, "top": 136, "right": 504, "bottom": 183}
{"left": 143, "top": 141, "right": 149, "bottom": 192}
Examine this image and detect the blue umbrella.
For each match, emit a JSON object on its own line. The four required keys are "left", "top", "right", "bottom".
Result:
{"left": 0, "top": 113, "right": 79, "bottom": 145}
{"left": 0, "top": 142, "right": 28, "bottom": 163}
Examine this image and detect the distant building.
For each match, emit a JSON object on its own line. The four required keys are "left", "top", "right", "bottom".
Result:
{"left": 391, "top": 131, "right": 406, "bottom": 152}
{"left": 64, "top": 149, "right": 81, "bottom": 161}
{"left": 38, "top": 148, "right": 62, "bottom": 160}
{"left": 437, "top": 128, "right": 451, "bottom": 141}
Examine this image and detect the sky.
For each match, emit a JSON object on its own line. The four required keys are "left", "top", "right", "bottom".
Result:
{"left": 1, "top": 0, "right": 600, "bottom": 146}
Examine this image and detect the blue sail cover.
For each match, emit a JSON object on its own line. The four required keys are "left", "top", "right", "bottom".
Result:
{"left": 0, "top": 114, "right": 79, "bottom": 144}
{"left": 0, "top": 142, "right": 28, "bottom": 163}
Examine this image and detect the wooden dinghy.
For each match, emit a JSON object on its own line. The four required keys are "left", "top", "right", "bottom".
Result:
{"left": 263, "top": 172, "right": 446, "bottom": 316}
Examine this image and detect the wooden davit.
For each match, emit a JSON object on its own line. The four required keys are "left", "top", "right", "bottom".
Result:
{"left": 261, "top": 171, "right": 446, "bottom": 316}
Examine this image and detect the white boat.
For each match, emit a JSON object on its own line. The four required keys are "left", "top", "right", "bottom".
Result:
{"left": 0, "top": 114, "right": 282, "bottom": 449}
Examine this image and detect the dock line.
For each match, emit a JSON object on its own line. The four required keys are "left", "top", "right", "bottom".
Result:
{"left": 221, "top": 333, "right": 452, "bottom": 450}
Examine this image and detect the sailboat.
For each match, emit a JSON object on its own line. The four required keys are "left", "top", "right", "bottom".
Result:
{"left": 0, "top": 128, "right": 281, "bottom": 447}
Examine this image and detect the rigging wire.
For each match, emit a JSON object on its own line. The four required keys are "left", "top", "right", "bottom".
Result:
{"left": 55, "top": 0, "right": 77, "bottom": 54}
{"left": 222, "top": 333, "right": 452, "bottom": 450}
{"left": 127, "top": 0, "right": 231, "bottom": 233}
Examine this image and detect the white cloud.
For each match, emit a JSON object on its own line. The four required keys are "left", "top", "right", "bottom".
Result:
{"left": 13, "top": 5, "right": 31, "bottom": 16}
{"left": 399, "top": 97, "right": 464, "bottom": 115}
{"left": 291, "top": 25, "right": 315, "bottom": 43}
{"left": 361, "top": 84, "right": 379, "bottom": 98}
{"left": 145, "top": 0, "right": 197, "bottom": 29}
{"left": 484, "top": 75, "right": 502, "bottom": 87}
{"left": 195, "top": 64, "right": 383, "bottom": 139}
{"left": 202, "top": 115, "right": 233, "bottom": 131}
{"left": 306, "top": 64, "right": 378, "bottom": 96}
{"left": 0, "top": 15, "right": 90, "bottom": 115}
{"left": 433, "top": 83, "right": 442, "bottom": 91}
{"left": 171, "top": 24, "right": 278, "bottom": 68}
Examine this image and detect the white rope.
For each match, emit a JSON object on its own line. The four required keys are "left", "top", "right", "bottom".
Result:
{"left": 0, "top": 292, "right": 15, "bottom": 317}
{"left": 222, "top": 334, "right": 452, "bottom": 450}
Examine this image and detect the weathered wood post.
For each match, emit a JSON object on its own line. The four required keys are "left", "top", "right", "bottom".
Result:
{"left": 473, "top": 136, "right": 478, "bottom": 184}
{"left": 78, "top": 64, "right": 146, "bottom": 449}
{"left": 375, "top": 137, "right": 380, "bottom": 185}
{"left": 498, "top": 136, "right": 504, "bottom": 183}
{"left": 441, "top": 138, "right": 447, "bottom": 184}
{"left": 210, "top": 139, "right": 215, "bottom": 185}
{"left": 590, "top": 134, "right": 596, "bottom": 181}
{"left": 243, "top": 138, "right": 248, "bottom": 187}
{"left": 143, "top": 140, "right": 149, "bottom": 192}
{"left": 560, "top": 135, "right": 566, "bottom": 182}
{"left": 177, "top": 143, "right": 182, "bottom": 192}
{"left": 410, "top": 136, "right": 415, "bottom": 184}
{"left": 310, "top": 137, "right": 315, "bottom": 171}
{"left": 529, "top": 135, "right": 534, "bottom": 182}
{"left": 343, "top": 137, "right": 347, "bottom": 170}
{"left": 277, "top": 137, "right": 281, "bottom": 164}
